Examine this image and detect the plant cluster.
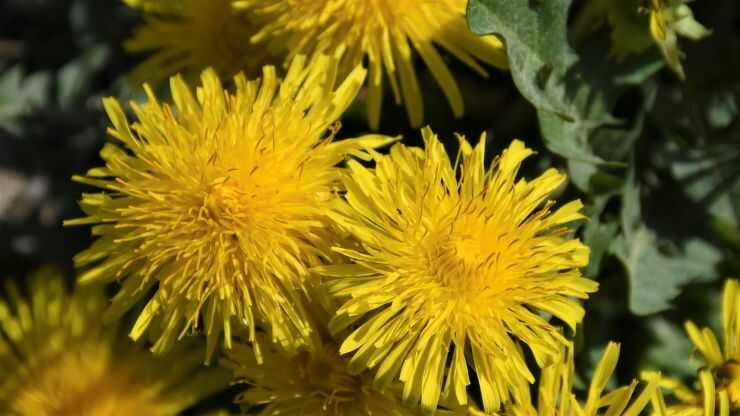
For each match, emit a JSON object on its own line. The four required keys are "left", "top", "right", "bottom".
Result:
{"left": 1, "top": 1, "right": 738, "bottom": 415}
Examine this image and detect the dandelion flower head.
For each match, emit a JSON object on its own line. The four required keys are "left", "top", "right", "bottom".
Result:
{"left": 0, "top": 268, "right": 227, "bottom": 416}
{"left": 504, "top": 341, "right": 656, "bottom": 416}
{"left": 234, "top": 0, "right": 508, "bottom": 129}
{"left": 66, "top": 55, "right": 393, "bottom": 361}
{"left": 124, "top": 0, "right": 275, "bottom": 85}
{"left": 317, "top": 127, "right": 598, "bottom": 412}
{"left": 223, "top": 284, "right": 421, "bottom": 416}
{"left": 645, "top": 278, "right": 740, "bottom": 416}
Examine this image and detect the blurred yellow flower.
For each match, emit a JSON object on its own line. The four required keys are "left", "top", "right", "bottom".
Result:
{"left": 223, "top": 284, "right": 421, "bottom": 415}
{"left": 233, "top": 0, "right": 507, "bottom": 129}
{"left": 506, "top": 342, "right": 656, "bottom": 416}
{"left": 316, "top": 127, "right": 597, "bottom": 412}
{"left": 645, "top": 279, "right": 740, "bottom": 416}
{"left": 66, "top": 55, "right": 393, "bottom": 361}
{"left": 124, "top": 0, "right": 275, "bottom": 84}
{"left": 0, "top": 268, "right": 227, "bottom": 416}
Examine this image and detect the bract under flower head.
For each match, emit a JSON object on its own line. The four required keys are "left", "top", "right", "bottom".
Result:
{"left": 66, "top": 54, "right": 393, "bottom": 361}
{"left": 0, "top": 268, "right": 227, "bottom": 416}
{"left": 233, "top": 0, "right": 508, "bottom": 129}
{"left": 316, "top": 127, "right": 598, "bottom": 412}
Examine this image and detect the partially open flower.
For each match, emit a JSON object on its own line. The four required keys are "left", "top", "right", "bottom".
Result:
{"left": 645, "top": 279, "right": 740, "bottom": 416}
{"left": 647, "top": 0, "right": 710, "bottom": 80}
{"left": 506, "top": 342, "right": 656, "bottom": 416}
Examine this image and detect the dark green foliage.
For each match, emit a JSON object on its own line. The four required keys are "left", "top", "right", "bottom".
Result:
{"left": 468, "top": 0, "right": 737, "bottom": 382}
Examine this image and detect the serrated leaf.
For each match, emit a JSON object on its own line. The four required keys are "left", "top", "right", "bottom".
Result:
{"left": 583, "top": 216, "right": 619, "bottom": 278}
{"left": 57, "top": 44, "right": 110, "bottom": 109}
{"left": 0, "top": 66, "right": 51, "bottom": 135}
{"left": 467, "top": 0, "right": 577, "bottom": 117}
{"left": 568, "top": 159, "right": 624, "bottom": 195}
{"left": 665, "top": 139, "right": 740, "bottom": 250}
{"left": 468, "top": 0, "right": 662, "bottom": 165}
{"left": 613, "top": 228, "right": 719, "bottom": 315}
{"left": 614, "top": 174, "right": 721, "bottom": 315}
{"left": 643, "top": 317, "right": 695, "bottom": 376}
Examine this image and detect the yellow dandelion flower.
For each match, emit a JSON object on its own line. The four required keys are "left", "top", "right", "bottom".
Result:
{"left": 503, "top": 341, "right": 657, "bottom": 416}
{"left": 644, "top": 279, "right": 740, "bottom": 416}
{"left": 233, "top": 0, "right": 508, "bottom": 129}
{"left": 223, "top": 284, "right": 422, "bottom": 416}
{"left": 0, "top": 268, "right": 227, "bottom": 416}
{"left": 315, "top": 127, "right": 598, "bottom": 413}
{"left": 124, "top": 0, "right": 275, "bottom": 85}
{"left": 65, "top": 55, "right": 393, "bottom": 361}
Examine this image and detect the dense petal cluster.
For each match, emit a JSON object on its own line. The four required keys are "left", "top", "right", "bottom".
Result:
{"left": 0, "top": 268, "right": 227, "bottom": 416}
{"left": 223, "top": 285, "right": 420, "bottom": 416}
{"left": 645, "top": 279, "right": 740, "bottom": 416}
{"left": 505, "top": 342, "right": 656, "bottom": 416}
{"left": 124, "top": 0, "right": 275, "bottom": 84}
{"left": 234, "top": 0, "right": 508, "bottom": 128}
{"left": 317, "top": 127, "right": 598, "bottom": 412}
{"left": 66, "top": 55, "right": 392, "bottom": 361}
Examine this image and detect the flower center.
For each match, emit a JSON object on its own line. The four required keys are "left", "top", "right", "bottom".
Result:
{"left": 202, "top": 168, "right": 286, "bottom": 232}
{"left": 419, "top": 216, "right": 503, "bottom": 297}
{"left": 716, "top": 358, "right": 740, "bottom": 409}
{"left": 204, "top": 176, "right": 249, "bottom": 226}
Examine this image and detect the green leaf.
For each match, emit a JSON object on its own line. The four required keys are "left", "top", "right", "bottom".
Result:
{"left": 642, "top": 317, "right": 694, "bottom": 377}
{"left": 620, "top": 165, "right": 641, "bottom": 237}
{"left": 468, "top": 0, "right": 662, "bottom": 165}
{"left": 467, "top": 0, "right": 602, "bottom": 162}
{"left": 706, "top": 91, "right": 737, "bottom": 129}
{"left": 614, "top": 228, "right": 720, "bottom": 315}
{"left": 467, "top": 0, "right": 577, "bottom": 117}
{"left": 583, "top": 213, "right": 619, "bottom": 278}
{"left": 0, "top": 66, "right": 51, "bottom": 135}
{"left": 57, "top": 44, "right": 110, "bottom": 109}
{"left": 536, "top": 111, "right": 610, "bottom": 164}
{"left": 667, "top": 141, "right": 740, "bottom": 229}
{"left": 614, "top": 173, "right": 721, "bottom": 315}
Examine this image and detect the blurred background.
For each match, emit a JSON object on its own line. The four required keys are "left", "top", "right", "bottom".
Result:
{"left": 1, "top": 0, "right": 739, "bottom": 398}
